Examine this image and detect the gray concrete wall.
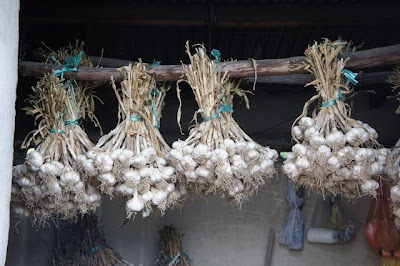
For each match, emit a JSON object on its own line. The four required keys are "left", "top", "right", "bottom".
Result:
{"left": 100, "top": 166, "right": 379, "bottom": 266}
{"left": 7, "top": 166, "right": 380, "bottom": 266}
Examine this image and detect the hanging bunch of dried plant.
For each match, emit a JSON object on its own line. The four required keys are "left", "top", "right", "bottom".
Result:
{"left": 167, "top": 43, "right": 278, "bottom": 206}
{"left": 388, "top": 139, "right": 400, "bottom": 228}
{"left": 388, "top": 66, "right": 400, "bottom": 114}
{"left": 40, "top": 40, "right": 103, "bottom": 133}
{"left": 158, "top": 225, "right": 190, "bottom": 266}
{"left": 12, "top": 73, "right": 101, "bottom": 225}
{"left": 283, "top": 39, "right": 389, "bottom": 199}
{"left": 79, "top": 63, "right": 183, "bottom": 219}
{"left": 12, "top": 45, "right": 103, "bottom": 225}
{"left": 51, "top": 214, "right": 134, "bottom": 266}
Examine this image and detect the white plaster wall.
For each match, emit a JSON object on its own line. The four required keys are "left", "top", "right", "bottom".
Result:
{"left": 0, "top": 1, "right": 19, "bottom": 265}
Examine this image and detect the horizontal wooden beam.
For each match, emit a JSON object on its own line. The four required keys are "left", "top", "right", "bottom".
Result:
{"left": 245, "top": 71, "right": 392, "bottom": 85}
{"left": 18, "top": 44, "right": 400, "bottom": 82}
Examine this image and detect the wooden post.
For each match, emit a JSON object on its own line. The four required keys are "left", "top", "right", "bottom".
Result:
{"left": 264, "top": 229, "right": 275, "bottom": 266}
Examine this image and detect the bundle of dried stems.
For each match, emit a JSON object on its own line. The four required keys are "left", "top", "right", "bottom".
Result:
{"left": 168, "top": 43, "right": 278, "bottom": 205}
{"left": 283, "top": 39, "right": 389, "bottom": 199}
{"left": 12, "top": 44, "right": 102, "bottom": 225}
{"left": 79, "top": 63, "right": 183, "bottom": 218}
{"left": 158, "top": 225, "right": 190, "bottom": 266}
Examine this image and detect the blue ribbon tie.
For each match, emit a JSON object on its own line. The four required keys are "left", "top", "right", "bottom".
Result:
{"left": 130, "top": 113, "right": 142, "bottom": 122}
{"left": 342, "top": 69, "right": 358, "bottom": 85}
{"left": 211, "top": 49, "right": 221, "bottom": 72}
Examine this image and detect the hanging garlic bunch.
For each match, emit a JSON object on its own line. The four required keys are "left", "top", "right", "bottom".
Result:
{"left": 387, "top": 139, "right": 400, "bottom": 228}
{"left": 390, "top": 175, "right": 400, "bottom": 229}
{"left": 283, "top": 39, "right": 389, "bottom": 199}
{"left": 386, "top": 139, "right": 400, "bottom": 180}
{"left": 79, "top": 63, "right": 182, "bottom": 219}
{"left": 12, "top": 72, "right": 101, "bottom": 224}
{"left": 168, "top": 43, "right": 278, "bottom": 205}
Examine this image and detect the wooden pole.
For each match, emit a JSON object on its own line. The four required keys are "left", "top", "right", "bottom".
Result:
{"left": 245, "top": 71, "right": 392, "bottom": 85}
{"left": 264, "top": 229, "right": 275, "bottom": 266}
{"left": 19, "top": 44, "right": 400, "bottom": 82}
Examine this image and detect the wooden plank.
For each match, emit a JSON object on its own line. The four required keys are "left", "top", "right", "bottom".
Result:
{"left": 18, "top": 44, "right": 400, "bottom": 82}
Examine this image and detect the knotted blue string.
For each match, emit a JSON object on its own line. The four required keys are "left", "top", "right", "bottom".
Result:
{"left": 322, "top": 88, "right": 345, "bottom": 107}
{"left": 211, "top": 49, "right": 221, "bottom": 72}
{"left": 150, "top": 88, "right": 160, "bottom": 129}
{"left": 342, "top": 69, "right": 358, "bottom": 85}
{"left": 85, "top": 245, "right": 101, "bottom": 255}
{"left": 321, "top": 99, "right": 337, "bottom": 107}
{"left": 49, "top": 128, "right": 65, "bottom": 134}
{"left": 130, "top": 113, "right": 142, "bottom": 122}
{"left": 52, "top": 51, "right": 83, "bottom": 79}
{"left": 50, "top": 51, "right": 84, "bottom": 131}
{"left": 167, "top": 251, "right": 191, "bottom": 264}
{"left": 322, "top": 68, "right": 358, "bottom": 108}
{"left": 203, "top": 89, "right": 233, "bottom": 121}
{"left": 151, "top": 60, "right": 161, "bottom": 66}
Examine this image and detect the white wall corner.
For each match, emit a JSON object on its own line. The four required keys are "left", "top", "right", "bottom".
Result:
{"left": 0, "top": 0, "right": 20, "bottom": 265}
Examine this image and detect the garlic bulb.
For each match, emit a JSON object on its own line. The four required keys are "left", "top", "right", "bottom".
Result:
{"left": 126, "top": 194, "right": 144, "bottom": 212}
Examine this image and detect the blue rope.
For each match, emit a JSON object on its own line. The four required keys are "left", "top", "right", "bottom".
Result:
{"left": 130, "top": 113, "right": 142, "bottom": 122}
{"left": 52, "top": 51, "right": 83, "bottom": 79}
{"left": 151, "top": 60, "right": 161, "bottom": 66}
{"left": 49, "top": 128, "right": 65, "bottom": 134}
{"left": 322, "top": 88, "right": 345, "bottom": 108}
{"left": 321, "top": 99, "right": 337, "bottom": 107}
{"left": 203, "top": 104, "right": 233, "bottom": 122}
{"left": 211, "top": 49, "right": 221, "bottom": 72}
{"left": 149, "top": 88, "right": 161, "bottom": 129}
{"left": 342, "top": 68, "right": 358, "bottom": 85}
{"left": 203, "top": 89, "right": 233, "bottom": 121}
{"left": 167, "top": 251, "right": 191, "bottom": 264}
{"left": 84, "top": 245, "right": 101, "bottom": 255}
{"left": 51, "top": 51, "right": 84, "bottom": 130}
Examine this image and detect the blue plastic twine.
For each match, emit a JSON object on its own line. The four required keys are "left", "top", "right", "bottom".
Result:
{"left": 151, "top": 60, "right": 161, "bottom": 66}
{"left": 211, "top": 49, "right": 221, "bottom": 72}
{"left": 322, "top": 67, "right": 359, "bottom": 108}
{"left": 167, "top": 251, "right": 191, "bottom": 264}
{"left": 203, "top": 89, "right": 233, "bottom": 121}
{"left": 322, "top": 88, "right": 345, "bottom": 107}
{"left": 342, "top": 68, "right": 358, "bottom": 85}
{"left": 321, "top": 99, "right": 337, "bottom": 107}
{"left": 52, "top": 51, "right": 83, "bottom": 79}
{"left": 150, "top": 88, "right": 160, "bottom": 129}
{"left": 85, "top": 246, "right": 101, "bottom": 255}
{"left": 130, "top": 113, "right": 142, "bottom": 122}
{"left": 51, "top": 51, "right": 84, "bottom": 130}
{"left": 49, "top": 128, "right": 65, "bottom": 134}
